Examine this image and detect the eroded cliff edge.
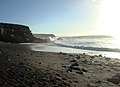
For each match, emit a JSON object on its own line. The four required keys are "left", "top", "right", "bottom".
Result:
{"left": 0, "top": 23, "right": 47, "bottom": 43}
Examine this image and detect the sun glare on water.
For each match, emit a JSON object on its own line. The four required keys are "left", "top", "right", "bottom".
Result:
{"left": 98, "top": 0, "right": 120, "bottom": 38}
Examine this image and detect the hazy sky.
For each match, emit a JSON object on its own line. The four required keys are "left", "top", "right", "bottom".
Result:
{"left": 0, "top": 0, "right": 120, "bottom": 36}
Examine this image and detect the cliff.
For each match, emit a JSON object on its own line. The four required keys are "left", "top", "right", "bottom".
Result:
{"left": 0, "top": 23, "right": 46, "bottom": 43}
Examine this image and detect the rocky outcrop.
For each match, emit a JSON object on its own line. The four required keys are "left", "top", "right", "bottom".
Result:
{"left": 0, "top": 23, "right": 47, "bottom": 43}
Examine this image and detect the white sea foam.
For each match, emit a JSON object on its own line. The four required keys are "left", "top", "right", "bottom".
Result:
{"left": 47, "top": 37, "right": 56, "bottom": 42}
{"left": 30, "top": 35, "right": 120, "bottom": 59}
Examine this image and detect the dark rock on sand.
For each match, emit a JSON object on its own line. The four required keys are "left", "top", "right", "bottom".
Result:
{"left": 69, "top": 66, "right": 80, "bottom": 71}
{"left": 0, "top": 23, "right": 47, "bottom": 43}
{"left": 71, "top": 62, "right": 79, "bottom": 66}
{"left": 76, "top": 56, "right": 80, "bottom": 59}
{"left": 67, "top": 64, "right": 81, "bottom": 73}
{"left": 67, "top": 62, "right": 87, "bottom": 75}
{"left": 90, "top": 56, "right": 95, "bottom": 59}
{"left": 99, "top": 54, "right": 102, "bottom": 57}
{"left": 107, "top": 73, "right": 120, "bottom": 84}
{"left": 76, "top": 71, "right": 84, "bottom": 75}
{"left": 70, "top": 59, "right": 77, "bottom": 62}
{"left": 81, "top": 68, "right": 88, "bottom": 72}
{"left": 59, "top": 52, "right": 67, "bottom": 55}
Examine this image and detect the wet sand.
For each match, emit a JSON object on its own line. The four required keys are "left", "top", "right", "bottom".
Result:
{"left": 0, "top": 43, "right": 120, "bottom": 87}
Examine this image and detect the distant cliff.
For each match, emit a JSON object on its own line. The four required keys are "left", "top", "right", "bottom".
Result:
{"left": 33, "top": 34, "right": 55, "bottom": 39}
{"left": 0, "top": 23, "right": 47, "bottom": 43}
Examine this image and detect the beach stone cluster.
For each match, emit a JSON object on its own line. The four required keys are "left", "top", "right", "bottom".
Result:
{"left": 0, "top": 62, "right": 70, "bottom": 87}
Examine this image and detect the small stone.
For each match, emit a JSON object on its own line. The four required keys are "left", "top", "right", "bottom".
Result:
{"left": 69, "top": 66, "right": 80, "bottom": 71}
{"left": 87, "top": 83, "right": 98, "bottom": 87}
{"left": 99, "top": 54, "right": 102, "bottom": 57}
{"left": 24, "top": 59, "right": 26, "bottom": 61}
{"left": 67, "top": 68, "right": 72, "bottom": 72}
{"left": 59, "top": 52, "right": 62, "bottom": 54}
{"left": 62, "top": 53, "right": 67, "bottom": 55}
{"left": 82, "top": 59, "right": 88, "bottom": 64}
{"left": 90, "top": 56, "right": 95, "bottom": 59}
{"left": 81, "top": 68, "right": 87, "bottom": 72}
{"left": 1, "top": 51, "right": 5, "bottom": 54}
{"left": 62, "top": 65, "right": 66, "bottom": 68}
{"left": 107, "top": 77, "right": 120, "bottom": 84}
{"left": 74, "top": 80, "right": 78, "bottom": 83}
{"left": 17, "top": 54, "right": 19, "bottom": 56}
{"left": 83, "top": 53, "right": 86, "bottom": 55}
{"left": 70, "top": 59, "right": 77, "bottom": 62}
{"left": 76, "top": 56, "right": 80, "bottom": 59}
{"left": 96, "top": 80, "right": 102, "bottom": 84}
{"left": 7, "top": 58, "right": 11, "bottom": 61}
{"left": 62, "top": 78, "right": 67, "bottom": 80}
{"left": 56, "top": 76, "right": 62, "bottom": 81}
{"left": 39, "top": 62, "right": 43, "bottom": 64}
{"left": 76, "top": 71, "right": 84, "bottom": 75}
{"left": 71, "top": 62, "right": 79, "bottom": 66}
{"left": 69, "top": 54, "right": 73, "bottom": 56}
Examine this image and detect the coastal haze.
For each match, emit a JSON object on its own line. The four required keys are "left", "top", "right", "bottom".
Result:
{"left": 0, "top": 0, "right": 120, "bottom": 87}
{"left": 1, "top": 0, "right": 120, "bottom": 37}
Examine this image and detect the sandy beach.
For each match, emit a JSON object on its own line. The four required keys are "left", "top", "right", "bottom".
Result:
{"left": 0, "top": 43, "right": 120, "bottom": 87}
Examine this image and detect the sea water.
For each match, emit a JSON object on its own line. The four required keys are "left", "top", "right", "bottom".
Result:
{"left": 30, "top": 35, "right": 120, "bottom": 59}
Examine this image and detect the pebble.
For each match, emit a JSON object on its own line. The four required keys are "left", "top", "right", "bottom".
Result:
{"left": 99, "top": 54, "right": 102, "bottom": 57}
{"left": 87, "top": 83, "right": 98, "bottom": 87}
{"left": 76, "top": 56, "right": 80, "bottom": 59}
{"left": 76, "top": 71, "right": 84, "bottom": 75}
{"left": 69, "top": 66, "right": 80, "bottom": 71}
{"left": 83, "top": 53, "right": 86, "bottom": 55}
{"left": 107, "top": 73, "right": 120, "bottom": 84}
{"left": 71, "top": 62, "right": 79, "bottom": 66}
{"left": 70, "top": 59, "right": 77, "bottom": 62}
{"left": 107, "top": 78, "right": 120, "bottom": 84}
{"left": 8, "top": 58, "right": 11, "bottom": 61}
{"left": 81, "top": 68, "right": 88, "bottom": 72}
{"left": 56, "top": 76, "right": 62, "bottom": 81}
{"left": 90, "top": 56, "right": 95, "bottom": 59}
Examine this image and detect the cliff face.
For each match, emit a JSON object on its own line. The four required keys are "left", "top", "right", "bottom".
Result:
{"left": 0, "top": 23, "right": 46, "bottom": 43}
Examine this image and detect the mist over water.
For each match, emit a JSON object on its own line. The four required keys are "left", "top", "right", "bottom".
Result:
{"left": 31, "top": 35, "right": 120, "bottom": 59}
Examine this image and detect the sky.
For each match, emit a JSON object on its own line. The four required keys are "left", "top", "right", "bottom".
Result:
{"left": 0, "top": 0, "right": 120, "bottom": 36}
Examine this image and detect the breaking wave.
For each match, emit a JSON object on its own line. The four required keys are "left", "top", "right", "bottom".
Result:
{"left": 52, "top": 36, "right": 120, "bottom": 53}
{"left": 54, "top": 42, "right": 120, "bottom": 53}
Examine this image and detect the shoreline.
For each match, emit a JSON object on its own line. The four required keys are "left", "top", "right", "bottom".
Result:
{"left": 24, "top": 42, "right": 120, "bottom": 59}
{"left": 0, "top": 43, "right": 120, "bottom": 87}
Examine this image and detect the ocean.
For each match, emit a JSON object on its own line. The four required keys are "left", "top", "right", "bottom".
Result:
{"left": 30, "top": 35, "right": 120, "bottom": 59}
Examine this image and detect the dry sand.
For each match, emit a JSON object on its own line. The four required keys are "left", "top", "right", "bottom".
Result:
{"left": 0, "top": 43, "right": 120, "bottom": 87}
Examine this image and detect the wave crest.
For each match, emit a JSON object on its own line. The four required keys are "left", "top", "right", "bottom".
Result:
{"left": 54, "top": 41, "right": 120, "bottom": 53}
